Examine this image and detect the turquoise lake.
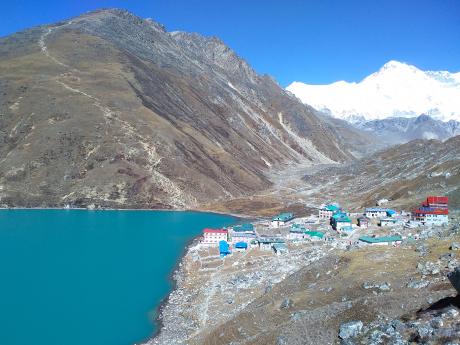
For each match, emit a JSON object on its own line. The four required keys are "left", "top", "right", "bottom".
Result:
{"left": 0, "top": 209, "right": 235, "bottom": 345}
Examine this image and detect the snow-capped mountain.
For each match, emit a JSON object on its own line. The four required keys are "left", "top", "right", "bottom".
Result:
{"left": 287, "top": 60, "right": 460, "bottom": 122}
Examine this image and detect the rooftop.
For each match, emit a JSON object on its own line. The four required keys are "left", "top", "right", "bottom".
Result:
{"left": 232, "top": 232, "right": 256, "bottom": 238}
{"left": 414, "top": 207, "right": 449, "bottom": 215}
{"left": 322, "top": 204, "right": 341, "bottom": 212}
{"left": 365, "top": 208, "right": 390, "bottom": 212}
{"left": 258, "top": 237, "right": 285, "bottom": 244}
{"left": 304, "top": 231, "right": 324, "bottom": 238}
{"left": 359, "top": 235, "right": 403, "bottom": 243}
{"left": 233, "top": 223, "right": 254, "bottom": 232}
{"left": 203, "top": 228, "right": 228, "bottom": 234}
{"left": 272, "top": 212, "right": 295, "bottom": 222}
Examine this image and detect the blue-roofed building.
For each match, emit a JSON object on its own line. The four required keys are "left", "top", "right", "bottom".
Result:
{"left": 271, "top": 212, "right": 295, "bottom": 228}
{"left": 386, "top": 209, "right": 397, "bottom": 217}
{"left": 365, "top": 208, "right": 397, "bottom": 218}
{"left": 234, "top": 242, "right": 248, "bottom": 251}
{"left": 219, "top": 240, "right": 231, "bottom": 257}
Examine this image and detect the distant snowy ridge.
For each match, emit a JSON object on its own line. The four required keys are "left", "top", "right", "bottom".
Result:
{"left": 287, "top": 60, "right": 460, "bottom": 122}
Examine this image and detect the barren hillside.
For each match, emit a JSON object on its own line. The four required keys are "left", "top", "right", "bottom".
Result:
{"left": 0, "top": 9, "right": 375, "bottom": 209}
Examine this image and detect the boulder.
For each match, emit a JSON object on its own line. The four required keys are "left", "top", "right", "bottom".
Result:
{"left": 280, "top": 298, "right": 293, "bottom": 309}
{"left": 339, "top": 320, "right": 363, "bottom": 339}
{"left": 450, "top": 242, "right": 460, "bottom": 251}
{"left": 417, "top": 261, "right": 441, "bottom": 275}
{"left": 448, "top": 266, "right": 460, "bottom": 293}
{"left": 406, "top": 279, "right": 430, "bottom": 289}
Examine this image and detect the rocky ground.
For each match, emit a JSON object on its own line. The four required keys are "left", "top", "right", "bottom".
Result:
{"left": 146, "top": 215, "right": 460, "bottom": 345}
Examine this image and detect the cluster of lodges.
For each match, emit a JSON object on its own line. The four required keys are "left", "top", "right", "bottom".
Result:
{"left": 288, "top": 223, "right": 325, "bottom": 241}
{"left": 202, "top": 218, "right": 289, "bottom": 257}
{"left": 201, "top": 211, "right": 326, "bottom": 257}
{"left": 319, "top": 204, "right": 403, "bottom": 230}
{"left": 201, "top": 196, "right": 450, "bottom": 257}
{"left": 318, "top": 204, "right": 353, "bottom": 232}
{"left": 412, "top": 196, "right": 449, "bottom": 226}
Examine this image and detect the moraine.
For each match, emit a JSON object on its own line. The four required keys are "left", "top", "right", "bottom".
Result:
{"left": 0, "top": 209, "right": 235, "bottom": 345}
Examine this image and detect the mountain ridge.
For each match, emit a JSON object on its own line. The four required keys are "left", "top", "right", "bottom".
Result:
{"left": 0, "top": 8, "right": 368, "bottom": 209}
{"left": 287, "top": 60, "right": 460, "bottom": 122}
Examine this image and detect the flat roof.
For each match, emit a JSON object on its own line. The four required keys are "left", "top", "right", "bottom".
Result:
{"left": 359, "top": 235, "right": 402, "bottom": 243}
{"left": 203, "top": 228, "right": 227, "bottom": 234}
{"left": 272, "top": 212, "right": 294, "bottom": 221}
{"left": 304, "top": 231, "right": 324, "bottom": 238}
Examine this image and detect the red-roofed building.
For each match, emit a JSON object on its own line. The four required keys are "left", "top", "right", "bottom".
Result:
{"left": 412, "top": 195, "right": 449, "bottom": 226}
{"left": 423, "top": 196, "right": 449, "bottom": 209}
{"left": 202, "top": 228, "right": 228, "bottom": 245}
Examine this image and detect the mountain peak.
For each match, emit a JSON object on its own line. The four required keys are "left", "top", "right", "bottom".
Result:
{"left": 381, "top": 60, "right": 406, "bottom": 69}
{"left": 287, "top": 62, "right": 460, "bottom": 122}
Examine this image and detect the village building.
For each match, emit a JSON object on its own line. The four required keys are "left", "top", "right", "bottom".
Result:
{"left": 412, "top": 208, "right": 449, "bottom": 226}
{"left": 331, "top": 213, "right": 352, "bottom": 231}
{"left": 230, "top": 232, "right": 257, "bottom": 245}
{"left": 412, "top": 195, "right": 449, "bottom": 226}
{"left": 271, "top": 212, "right": 295, "bottom": 228}
{"left": 365, "top": 208, "right": 392, "bottom": 218}
{"left": 359, "top": 235, "right": 402, "bottom": 246}
{"left": 232, "top": 223, "right": 255, "bottom": 233}
{"left": 304, "top": 230, "right": 325, "bottom": 241}
{"left": 318, "top": 204, "right": 341, "bottom": 220}
{"left": 423, "top": 196, "right": 448, "bottom": 209}
{"left": 364, "top": 208, "right": 397, "bottom": 218}
{"left": 340, "top": 225, "right": 354, "bottom": 233}
{"left": 357, "top": 216, "right": 370, "bottom": 228}
{"left": 379, "top": 218, "right": 400, "bottom": 227}
{"left": 377, "top": 198, "right": 389, "bottom": 206}
{"left": 272, "top": 242, "right": 288, "bottom": 255}
{"left": 258, "top": 237, "right": 285, "bottom": 251}
{"left": 219, "top": 240, "right": 231, "bottom": 257}
{"left": 234, "top": 242, "right": 248, "bottom": 251}
{"left": 202, "top": 228, "right": 228, "bottom": 245}
{"left": 289, "top": 224, "right": 306, "bottom": 240}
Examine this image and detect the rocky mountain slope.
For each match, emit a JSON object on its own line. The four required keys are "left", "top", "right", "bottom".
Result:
{"left": 354, "top": 114, "right": 460, "bottom": 145}
{"left": 302, "top": 135, "right": 460, "bottom": 210}
{"left": 0, "top": 9, "right": 366, "bottom": 209}
{"left": 149, "top": 218, "right": 460, "bottom": 345}
{"left": 287, "top": 60, "right": 460, "bottom": 123}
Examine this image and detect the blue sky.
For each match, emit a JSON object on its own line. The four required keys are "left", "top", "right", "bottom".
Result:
{"left": 1, "top": 0, "right": 459, "bottom": 86}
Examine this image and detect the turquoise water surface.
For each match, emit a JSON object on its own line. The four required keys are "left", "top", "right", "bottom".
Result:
{"left": 0, "top": 209, "right": 235, "bottom": 345}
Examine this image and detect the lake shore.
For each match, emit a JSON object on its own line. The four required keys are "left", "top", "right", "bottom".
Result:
{"left": 0, "top": 205, "right": 254, "bottom": 220}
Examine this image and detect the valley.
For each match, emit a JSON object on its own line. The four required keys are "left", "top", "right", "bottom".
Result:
{"left": 0, "top": 8, "right": 459, "bottom": 345}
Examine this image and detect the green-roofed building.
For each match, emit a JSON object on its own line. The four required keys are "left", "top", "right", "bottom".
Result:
{"left": 271, "top": 212, "right": 295, "bottom": 228}
{"left": 331, "top": 213, "right": 352, "bottom": 231}
{"left": 319, "top": 204, "right": 342, "bottom": 220}
{"left": 304, "top": 230, "right": 325, "bottom": 241}
{"left": 289, "top": 224, "right": 307, "bottom": 240}
{"left": 232, "top": 223, "right": 255, "bottom": 232}
{"left": 359, "top": 235, "right": 403, "bottom": 246}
